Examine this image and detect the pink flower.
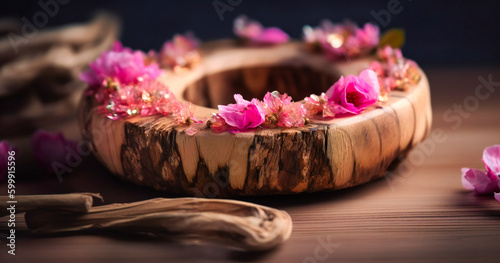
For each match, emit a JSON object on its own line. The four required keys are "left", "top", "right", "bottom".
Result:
{"left": 378, "top": 45, "right": 403, "bottom": 63}
{"left": 369, "top": 61, "right": 385, "bottom": 77}
{"left": 234, "top": 15, "right": 289, "bottom": 45}
{"left": 103, "top": 79, "right": 176, "bottom": 120}
{"left": 170, "top": 101, "right": 201, "bottom": 127}
{"left": 303, "top": 20, "right": 379, "bottom": 60}
{"left": 356, "top": 23, "right": 379, "bottom": 49}
{"left": 259, "top": 91, "right": 306, "bottom": 128}
{"left": 184, "top": 121, "right": 206, "bottom": 136}
{"left": 483, "top": 145, "right": 500, "bottom": 176}
{"left": 462, "top": 168, "right": 499, "bottom": 195}
{"left": 80, "top": 41, "right": 161, "bottom": 89}
{"left": 31, "top": 130, "right": 78, "bottom": 174}
{"left": 160, "top": 32, "right": 201, "bottom": 69}
{"left": 0, "top": 141, "right": 15, "bottom": 183}
{"left": 279, "top": 101, "right": 306, "bottom": 127}
{"left": 304, "top": 93, "right": 337, "bottom": 118}
{"left": 218, "top": 94, "right": 266, "bottom": 131}
{"left": 462, "top": 145, "right": 500, "bottom": 196}
{"left": 325, "top": 69, "right": 380, "bottom": 116}
{"left": 461, "top": 168, "right": 475, "bottom": 191}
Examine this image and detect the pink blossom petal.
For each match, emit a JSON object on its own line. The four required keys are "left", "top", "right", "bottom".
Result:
{"left": 378, "top": 45, "right": 394, "bottom": 60}
{"left": 173, "top": 102, "right": 197, "bottom": 125}
{"left": 262, "top": 91, "right": 291, "bottom": 114}
{"left": 234, "top": 15, "right": 263, "bottom": 39}
{"left": 253, "top": 28, "right": 289, "bottom": 44}
{"left": 495, "top": 192, "right": 500, "bottom": 203}
{"left": 394, "top": 48, "right": 403, "bottom": 61}
{"left": 464, "top": 168, "right": 500, "bottom": 195}
{"left": 357, "top": 23, "right": 379, "bottom": 48}
{"left": 31, "top": 130, "right": 78, "bottom": 174}
{"left": 185, "top": 126, "right": 198, "bottom": 136}
{"left": 218, "top": 94, "right": 265, "bottom": 130}
{"left": 461, "top": 167, "right": 475, "bottom": 190}
{"left": 483, "top": 144, "right": 500, "bottom": 176}
{"left": 279, "top": 102, "right": 306, "bottom": 127}
{"left": 359, "top": 69, "right": 381, "bottom": 93}
{"left": 325, "top": 69, "right": 379, "bottom": 116}
{"left": 369, "top": 61, "right": 385, "bottom": 77}
{"left": 209, "top": 114, "right": 229, "bottom": 133}
{"left": 304, "top": 93, "right": 325, "bottom": 117}
{"left": 322, "top": 101, "right": 338, "bottom": 118}
{"left": 259, "top": 91, "right": 306, "bottom": 127}
{"left": 234, "top": 15, "right": 289, "bottom": 45}
{"left": 304, "top": 21, "right": 379, "bottom": 60}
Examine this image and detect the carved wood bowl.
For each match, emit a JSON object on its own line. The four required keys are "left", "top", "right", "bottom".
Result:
{"left": 79, "top": 40, "right": 432, "bottom": 197}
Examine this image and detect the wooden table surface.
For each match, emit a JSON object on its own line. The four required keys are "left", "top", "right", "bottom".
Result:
{"left": 1, "top": 67, "right": 500, "bottom": 263}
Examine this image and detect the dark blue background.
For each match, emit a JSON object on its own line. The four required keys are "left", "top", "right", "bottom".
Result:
{"left": 1, "top": 0, "right": 499, "bottom": 67}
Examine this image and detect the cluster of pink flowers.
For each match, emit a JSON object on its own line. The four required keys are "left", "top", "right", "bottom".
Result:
{"left": 369, "top": 46, "right": 421, "bottom": 98}
{"left": 210, "top": 92, "right": 305, "bottom": 133}
{"left": 80, "top": 42, "right": 162, "bottom": 103}
{"left": 304, "top": 69, "right": 380, "bottom": 118}
{"left": 462, "top": 145, "right": 500, "bottom": 203}
{"left": 303, "top": 20, "right": 379, "bottom": 60}
{"left": 234, "top": 15, "right": 290, "bottom": 45}
{"left": 80, "top": 42, "right": 197, "bottom": 126}
{"left": 79, "top": 22, "right": 387, "bottom": 135}
{"left": 159, "top": 32, "right": 201, "bottom": 70}
{"left": 100, "top": 79, "right": 197, "bottom": 124}
{"left": 211, "top": 69, "right": 379, "bottom": 133}
{"left": 258, "top": 92, "right": 307, "bottom": 128}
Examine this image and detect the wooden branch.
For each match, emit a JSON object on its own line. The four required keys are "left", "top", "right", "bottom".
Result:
{"left": 24, "top": 197, "right": 292, "bottom": 251}
{"left": 0, "top": 193, "right": 101, "bottom": 217}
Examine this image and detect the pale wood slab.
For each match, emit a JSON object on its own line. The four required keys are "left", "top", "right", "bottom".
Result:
{"left": 79, "top": 40, "right": 432, "bottom": 196}
{"left": 24, "top": 197, "right": 292, "bottom": 251}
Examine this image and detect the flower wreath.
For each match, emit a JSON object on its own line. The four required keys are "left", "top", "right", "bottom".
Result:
{"left": 80, "top": 16, "right": 421, "bottom": 135}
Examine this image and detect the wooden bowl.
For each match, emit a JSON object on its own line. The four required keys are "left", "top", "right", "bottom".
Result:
{"left": 79, "top": 40, "right": 432, "bottom": 197}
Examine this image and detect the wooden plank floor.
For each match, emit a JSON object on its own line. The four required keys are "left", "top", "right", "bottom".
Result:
{"left": 1, "top": 67, "right": 500, "bottom": 262}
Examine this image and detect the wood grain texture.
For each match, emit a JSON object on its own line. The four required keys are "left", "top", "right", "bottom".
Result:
{"left": 79, "top": 40, "right": 432, "bottom": 196}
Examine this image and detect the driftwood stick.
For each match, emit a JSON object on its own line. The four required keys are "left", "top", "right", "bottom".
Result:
{"left": 25, "top": 197, "right": 293, "bottom": 251}
{"left": 0, "top": 193, "right": 101, "bottom": 217}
